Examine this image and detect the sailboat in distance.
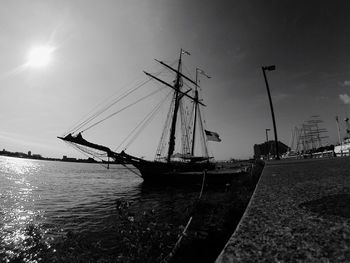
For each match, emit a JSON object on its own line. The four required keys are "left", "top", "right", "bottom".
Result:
{"left": 58, "top": 49, "right": 237, "bottom": 184}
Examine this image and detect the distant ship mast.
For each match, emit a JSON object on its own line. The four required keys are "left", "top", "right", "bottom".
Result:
{"left": 290, "top": 116, "right": 328, "bottom": 152}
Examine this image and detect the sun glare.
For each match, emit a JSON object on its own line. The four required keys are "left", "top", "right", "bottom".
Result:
{"left": 27, "top": 46, "right": 54, "bottom": 68}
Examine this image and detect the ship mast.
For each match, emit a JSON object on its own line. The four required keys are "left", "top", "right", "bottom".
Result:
{"left": 166, "top": 49, "right": 183, "bottom": 162}
{"left": 144, "top": 49, "right": 203, "bottom": 162}
{"left": 191, "top": 69, "right": 199, "bottom": 156}
{"left": 191, "top": 68, "right": 210, "bottom": 158}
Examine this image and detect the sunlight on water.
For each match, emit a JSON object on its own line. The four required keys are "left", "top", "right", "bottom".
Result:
{"left": 2, "top": 157, "right": 41, "bottom": 175}
{"left": 0, "top": 156, "right": 143, "bottom": 262}
{"left": 0, "top": 157, "right": 46, "bottom": 263}
{"left": 0, "top": 155, "right": 235, "bottom": 262}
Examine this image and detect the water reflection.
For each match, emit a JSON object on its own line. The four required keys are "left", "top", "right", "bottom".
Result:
{"left": 0, "top": 157, "right": 143, "bottom": 262}
{"left": 2, "top": 157, "right": 41, "bottom": 175}
{"left": 0, "top": 157, "right": 46, "bottom": 262}
{"left": 1, "top": 156, "right": 232, "bottom": 262}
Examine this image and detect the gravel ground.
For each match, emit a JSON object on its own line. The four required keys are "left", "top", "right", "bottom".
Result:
{"left": 216, "top": 157, "right": 350, "bottom": 263}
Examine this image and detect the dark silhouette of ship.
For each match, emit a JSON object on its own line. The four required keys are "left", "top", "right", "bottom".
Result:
{"left": 59, "top": 49, "right": 241, "bottom": 184}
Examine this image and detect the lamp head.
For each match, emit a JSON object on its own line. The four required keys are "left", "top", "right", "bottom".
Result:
{"left": 263, "top": 65, "right": 276, "bottom": 71}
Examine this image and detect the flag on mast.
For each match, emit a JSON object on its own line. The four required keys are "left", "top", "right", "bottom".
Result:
{"left": 205, "top": 130, "right": 221, "bottom": 142}
{"left": 197, "top": 68, "right": 211, "bottom": 79}
{"left": 181, "top": 49, "right": 191, "bottom": 55}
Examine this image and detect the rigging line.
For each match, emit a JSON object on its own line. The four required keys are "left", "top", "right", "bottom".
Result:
{"left": 182, "top": 81, "right": 193, "bottom": 92}
{"left": 179, "top": 100, "right": 191, "bottom": 155}
{"left": 69, "top": 77, "right": 154, "bottom": 134}
{"left": 182, "top": 63, "right": 195, "bottom": 81}
{"left": 120, "top": 163, "right": 142, "bottom": 177}
{"left": 63, "top": 141, "right": 109, "bottom": 169}
{"left": 155, "top": 92, "right": 175, "bottom": 160}
{"left": 115, "top": 90, "right": 172, "bottom": 151}
{"left": 81, "top": 86, "right": 167, "bottom": 133}
{"left": 71, "top": 142, "right": 107, "bottom": 158}
{"left": 75, "top": 148, "right": 108, "bottom": 168}
{"left": 67, "top": 83, "right": 146, "bottom": 135}
{"left": 124, "top": 91, "right": 172, "bottom": 150}
{"left": 197, "top": 107, "right": 209, "bottom": 157}
{"left": 115, "top": 90, "right": 169, "bottom": 151}
{"left": 67, "top": 62, "right": 176, "bottom": 135}
{"left": 64, "top": 77, "right": 145, "bottom": 136}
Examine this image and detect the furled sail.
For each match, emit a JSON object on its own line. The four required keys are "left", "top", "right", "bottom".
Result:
{"left": 58, "top": 133, "right": 112, "bottom": 154}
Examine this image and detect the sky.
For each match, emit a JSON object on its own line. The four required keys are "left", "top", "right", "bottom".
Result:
{"left": 1, "top": 0, "right": 350, "bottom": 160}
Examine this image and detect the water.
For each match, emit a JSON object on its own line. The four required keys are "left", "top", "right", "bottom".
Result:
{"left": 0, "top": 156, "right": 206, "bottom": 262}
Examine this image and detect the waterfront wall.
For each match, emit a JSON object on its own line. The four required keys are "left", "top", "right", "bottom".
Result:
{"left": 216, "top": 157, "right": 350, "bottom": 262}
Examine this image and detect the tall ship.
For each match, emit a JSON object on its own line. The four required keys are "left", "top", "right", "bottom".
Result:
{"left": 58, "top": 49, "right": 238, "bottom": 184}
{"left": 334, "top": 116, "right": 350, "bottom": 156}
{"left": 283, "top": 116, "right": 333, "bottom": 159}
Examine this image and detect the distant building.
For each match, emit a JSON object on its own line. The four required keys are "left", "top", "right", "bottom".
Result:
{"left": 32, "top": 154, "right": 42, "bottom": 159}
{"left": 15, "top": 152, "right": 27, "bottom": 158}
{"left": 254, "top": 140, "right": 289, "bottom": 160}
{"left": 62, "top": 155, "right": 77, "bottom": 162}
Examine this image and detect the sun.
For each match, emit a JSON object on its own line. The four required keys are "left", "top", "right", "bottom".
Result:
{"left": 26, "top": 45, "right": 54, "bottom": 68}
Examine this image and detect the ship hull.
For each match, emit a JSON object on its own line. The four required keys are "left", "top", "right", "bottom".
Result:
{"left": 57, "top": 135, "right": 244, "bottom": 185}
{"left": 131, "top": 160, "right": 246, "bottom": 185}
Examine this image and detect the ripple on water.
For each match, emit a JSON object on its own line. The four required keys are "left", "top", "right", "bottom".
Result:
{"left": 0, "top": 156, "right": 142, "bottom": 262}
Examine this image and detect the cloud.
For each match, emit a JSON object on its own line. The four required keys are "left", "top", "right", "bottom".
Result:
{"left": 339, "top": 94, "right": 350, "bottom": 104}
{"left": 339, "top": 80, "right": 350, "bottom": 87}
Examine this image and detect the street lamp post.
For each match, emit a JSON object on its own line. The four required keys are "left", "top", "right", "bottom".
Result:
{"left": 265, "top": 128, "right": 270, "bottom": 142}
{"left": 265, "top": 128, "right": 270, "bottom": 160}
{"left": 262, "top": 65, "right": 280, "bottom": 160}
